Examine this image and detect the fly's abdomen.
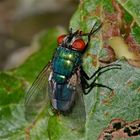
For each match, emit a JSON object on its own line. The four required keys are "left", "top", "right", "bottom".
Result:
{"left": 52, "top": 47, "right": 81, "bottom": 83}
{"left": 48, "top": 80, "right": 76, "bottom": 112}
{"left": 53, "top": 73, "right": 66, "bottom": 83}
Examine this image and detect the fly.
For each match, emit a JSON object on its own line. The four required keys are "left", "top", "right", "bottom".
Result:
{"left": 25, "top": 22, "right": 121, "bottom": 122}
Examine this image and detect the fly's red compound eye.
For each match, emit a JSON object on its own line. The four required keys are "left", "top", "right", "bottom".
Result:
{"left": 57, "top": 34, "right": 66, "bottom": 44}
{"left": 72, "top": 39, "right": 85, "bottom": 51}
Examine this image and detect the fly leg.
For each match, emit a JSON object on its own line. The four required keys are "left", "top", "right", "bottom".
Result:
{"left": 80, "top": 76, "right": 90, "bottom": 95}
{"left": 80, "top": 64, "right": 121, "bottom": 94}
{"left": 81, "top": 72, "right": 112, "bottom": 95}
{"left": 81, "top": 64, "right": 121, "bottom": 80}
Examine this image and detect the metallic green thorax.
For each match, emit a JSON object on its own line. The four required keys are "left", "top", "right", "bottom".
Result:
{"left": 52, "top": 47, "right": 82, "bottom": 83}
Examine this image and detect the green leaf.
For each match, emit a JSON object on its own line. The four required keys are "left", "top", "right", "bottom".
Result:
{"left": 0, "top": 72, "right": 26, "bottom": 140}
{"left": 117, "top": 0, "right": 140, "bottom": 26}
{"left": 1, "top": 0, "right": 140, "bottom": 140}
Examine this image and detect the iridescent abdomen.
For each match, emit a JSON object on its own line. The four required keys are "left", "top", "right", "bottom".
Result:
{"left": 52, "top": 47, "right": 82, "bottom": 83}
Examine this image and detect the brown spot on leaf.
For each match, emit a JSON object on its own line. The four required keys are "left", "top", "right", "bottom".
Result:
{"left": 104, "top": 112, "right": 109, "bottom": 117}
{"left": 98, "top": 118, "right": 140, "bottom": 140}
{"left": 110, "top": 118, "right": 126, "bottom": 130}
{"left": 82, "top": 15, "right": 88, "bottom": 21}
{"left": 119, "top": 0, "right": 127, "bottom": 4}
{"left": 95, "top": 5, "right": 101, "bottom": 17}
{"left": 101, "top": 91, "right": 115, "bottom": 105}
{"left": 99, "top": 45, "right": 117, "bottom": 64}
{"left": 128, "top": 59, "right": 140, "bottom": 67}
{"left": 137, "top": 87, "right": 140, "bottom": 93}
{"left": 85, "top": 53, "right": 98, "bottom": 67}
{"left": 126, "top": 80, "right": 133, "bottom": 86}
{"left": 125, "top": 34, "right": 140, "bottom": 54}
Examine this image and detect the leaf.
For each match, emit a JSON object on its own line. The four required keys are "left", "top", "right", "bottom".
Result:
{"left": 117, "top": 0, "right": 140, "bottom": 26}
{"left": 0, "top": 72, "right": 26, "bottom": 140}
{"left": 0, "top": 0, "right": 140, "bottom": 140}
{"left": 70, "top": 0, "right": 140, "bottom": 139}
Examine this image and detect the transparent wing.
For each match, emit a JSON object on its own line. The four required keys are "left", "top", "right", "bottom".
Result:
{"left": 60, "top": 72, "right": 86, "bottom": 132}
{"left": 69, "top": 83, "right": 86, "bottom": 132}
{"left": 25, "top": 62, "right": 52, "bottom": 122}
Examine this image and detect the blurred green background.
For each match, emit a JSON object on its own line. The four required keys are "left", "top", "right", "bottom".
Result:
{"left": 0, "top": 0, "right": 78, "bottom": 70}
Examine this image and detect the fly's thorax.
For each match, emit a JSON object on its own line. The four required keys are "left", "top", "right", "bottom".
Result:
{"left": 52, "top": 47, "right": 82, "bottom": 83}
{"left": 55, "top": 46, "right": 82, "bottom": 62}
{"left": 48, "top": 78, "right": 76, "bottom": 112}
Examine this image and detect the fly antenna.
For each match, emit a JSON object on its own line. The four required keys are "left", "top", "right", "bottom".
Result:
{"left": 79, "top": 22, "right": 102, "bottom": 37}
{"left": 68, "top": 28, "right": 79, "bottom": 37}
{"left": 87, "top": 22, "right": 102, "bottom": 41}
{"left": 89, "top": 22, "right": 102, "bottom": 36}
{"left": 69, "top": 27, "right": 73, "bottom": 35}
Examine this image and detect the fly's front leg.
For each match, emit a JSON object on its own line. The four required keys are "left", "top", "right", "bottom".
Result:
{"left": 80, "top": 68, "right": 98, "bottom": 95}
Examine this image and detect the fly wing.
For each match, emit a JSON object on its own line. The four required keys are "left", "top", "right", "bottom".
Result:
{"left": 60, "top": 70, "right": 86, "bottom": 132}
{"left": 25, "top": 62, "right": 52, "bottom": 122}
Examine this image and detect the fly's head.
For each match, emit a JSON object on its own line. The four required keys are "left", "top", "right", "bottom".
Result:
{"left": 57, "top": 30, "right": 86, "bottom": 52}
{"left": 57, "top": 22, "right": 102, "bottom": 53}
